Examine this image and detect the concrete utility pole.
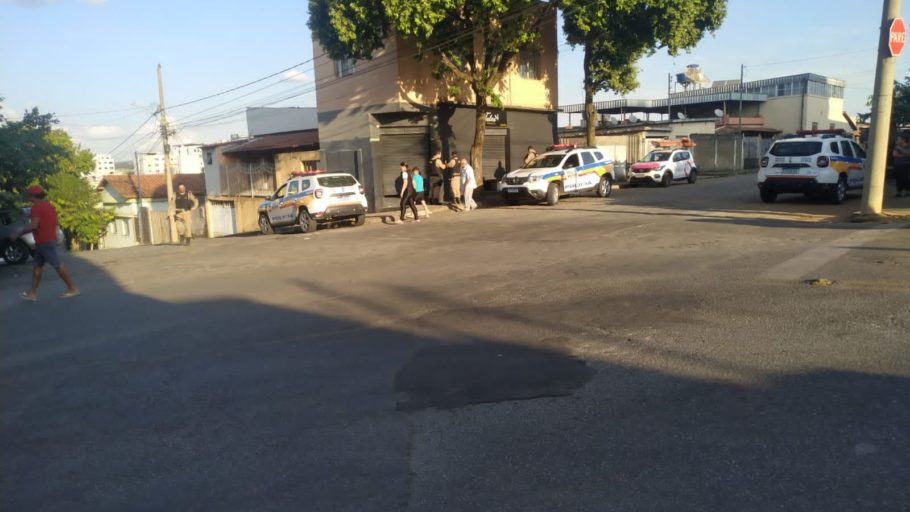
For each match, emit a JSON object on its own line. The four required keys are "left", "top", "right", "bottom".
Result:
{"left": 738, "top": 64, "right": 744, "bottom": 171}
{"left": 157, "top": 64, "right": 179, "bottom": 243}
{"left": 862, "top": 0, "right": 904, "bottom": 215}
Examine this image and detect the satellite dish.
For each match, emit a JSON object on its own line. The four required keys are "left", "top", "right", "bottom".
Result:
{"left": 714, "top": 109, "right": 724, "bottom": 118}
{"left": 676, "top": 112, "right": 687, "bottom": 120}
{"left": 609, "top": 117, "right": 620, "bottom": 126}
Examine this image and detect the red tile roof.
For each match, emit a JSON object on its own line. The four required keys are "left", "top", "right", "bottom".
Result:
{"left": 99, "top": 174, "right": 206, "bottom": 200}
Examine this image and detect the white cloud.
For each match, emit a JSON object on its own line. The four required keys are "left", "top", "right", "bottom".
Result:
{"left": 86, "top": 125, "right": 124, "bottom": 138}
{"left": 282, "top": 70, "right": 311, "bottom": 82}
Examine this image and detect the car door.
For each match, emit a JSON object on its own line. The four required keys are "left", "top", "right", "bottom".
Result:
{"left": 839, "top": 141, "right": 862, "bottom": 188}
{"left": 850, "top": 141, "right": 867, "bottom": 188}
{"left": 671, "top": 151, "right": 685, "bottom": 179}
{"left": 579, "top": 151, "right": 596, "bottom": 191}
{"left": 267, "top": 183, "right": 291, "bottom": 226}
{"left": 562, "top": 153, "right": 580, "bottom": 191}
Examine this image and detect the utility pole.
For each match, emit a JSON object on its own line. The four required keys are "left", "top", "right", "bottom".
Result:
{"left": 667, "top": 73, "right": 672, "bottom": 122}
{"left": 861, "top": 0, "right": 903, "bottom": 215}
{"left": 134, "top": 151, "right": 144, "bottom": 244}
{"left": 738, "top": 64, "right": 744, "bottom": 171}
{"left": 157, "top": 64, "right": 179, "bottom": 243}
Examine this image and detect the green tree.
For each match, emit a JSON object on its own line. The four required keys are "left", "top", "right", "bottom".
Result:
{"left": 562, "top": 0, "right": 727, "bottom": 145}
{"left": 46, "top": 172, "right": 114, "bottom": 250}
{"left": 308, "top": 0, "right": 553, "bottom": 180}
{"left": 0, "top": 106, "right": 64, "bottom": 193}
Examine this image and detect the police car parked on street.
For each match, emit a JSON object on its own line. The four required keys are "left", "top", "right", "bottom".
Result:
{"left": 497, "top": 145, "right": 616, "bottom": 205}
{"left": 258, "top": 171, "right": 368, "bottom": 234}
{"left": 628, "top": 139, "right": 698, "bottom": 187}
{"left": 757, "top": 131, "right": 866, "bottom": 204}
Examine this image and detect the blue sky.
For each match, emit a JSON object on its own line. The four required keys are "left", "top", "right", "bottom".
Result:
{"left": 0, "top": 0, "right": 907, "bottom": 160}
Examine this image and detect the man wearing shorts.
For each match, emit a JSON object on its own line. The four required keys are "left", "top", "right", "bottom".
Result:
{"left": 8, "top": 186, "right": 79, "bottom": 301}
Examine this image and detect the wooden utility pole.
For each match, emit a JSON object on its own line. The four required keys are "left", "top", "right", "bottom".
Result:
{"left": 862, "top": 0, "right": 903, "bottom": 215}
{"left": 157, "top": 64, "right": 179, "bottom": 243}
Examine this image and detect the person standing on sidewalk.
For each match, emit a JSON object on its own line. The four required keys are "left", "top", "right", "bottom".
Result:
{"left": 411, "top": 166, "right": 431, "bottom": 219}
{"left": 8, "top": 186, "right": 79, "bottom": 301}
{"left": 174, "top": 183, "right": 199, "bottom": 245}
{"left": 429, "top": 151, "right": 446, "bottom": 204}
{"left": 892, "top": 134, "right": 910, "bottom": 197}
{"left": 460, "top": 158, "right": 478, "bottom": 211}
{"left": 398, "top": 162, "right": 419, "bottom": 223}
{"left": 447, "top": 151, "right": 462, "bottom": 207}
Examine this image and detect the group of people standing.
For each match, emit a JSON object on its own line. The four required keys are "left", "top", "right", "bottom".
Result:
{"left": 397, "top": 151, "right": 478, "bottom": 223}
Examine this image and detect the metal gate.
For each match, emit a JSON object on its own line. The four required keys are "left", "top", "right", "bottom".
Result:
{"left": 210, "top": 200, "right": 236, "bottom": 237}
{"left": 482, "top": 128, "right": 507, "bottom": 183}
{"left": 378, "top": 128, "right": 429, "bottom": 205}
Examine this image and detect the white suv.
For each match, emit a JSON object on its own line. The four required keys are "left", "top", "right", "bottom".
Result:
{"left": 258, "top": 172, "right": 368, "bottom": 234}
{"left": 758, "top": 134, "right": 865, "bottom": 204}
{"left": 498, "top": 145, "right": 615, "bottom": 205}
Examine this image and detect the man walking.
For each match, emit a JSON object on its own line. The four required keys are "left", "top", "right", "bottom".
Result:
{"left": 460, "top": 158, "right": 478, "bottom": 211}
{"left": 447, "top": 151, "right": 462, "bottom": 206}
{"left": 398, "top": 161, "right": 419, "bottom": 223}
{"left": 174, "top": 183, "right": 199, "bottom": 245}
{"left": 8, "top": 186, "right": 79, "bottom": 301}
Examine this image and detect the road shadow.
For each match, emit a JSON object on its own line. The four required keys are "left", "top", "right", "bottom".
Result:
{"left": 0, "top": 257, "right": 907, "bottom": 511}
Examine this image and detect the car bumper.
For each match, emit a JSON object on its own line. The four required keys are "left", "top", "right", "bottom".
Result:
{"left": 758, "top": 176, "right": 835, "bottom": 193}
{"left": 316, "top": 204, "right": 366, "bottom": 220}
{"left": 628, "top": 171, "right": 663, "bottom": 183}
{"left": 500, "top": 185, "right": 547, "bottom": 200}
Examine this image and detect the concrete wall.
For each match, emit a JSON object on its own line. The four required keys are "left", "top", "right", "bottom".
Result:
{"left": 760, "top": 96, "right": 803, "bottom": 133}
{"left": 206, "top": 195, "right": 263, "bottom": 235}
{"left": 275, "top": 150, "right": 321, "bottom": 184}
{"left": 804, "top": 95, "right": 849, "bottom": 131}
{"left": 669, "top": 120, "right": 717, "bottom": 138}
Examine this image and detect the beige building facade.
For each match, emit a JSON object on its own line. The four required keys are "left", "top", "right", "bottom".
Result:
{"left": 313, "top": 14, "right": 559, "bottom": 210}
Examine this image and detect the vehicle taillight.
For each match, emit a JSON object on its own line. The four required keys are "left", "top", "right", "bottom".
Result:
{"left": 315, "top": 188, "right": 324, "bottom": 198}
{"left": 816, "top": 156, "right": 829, "bottom": 168}
{"left": 761, "top": 156, "right": 769, "bottom": 168}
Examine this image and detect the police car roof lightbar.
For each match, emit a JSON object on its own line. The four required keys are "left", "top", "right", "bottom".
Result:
{"left": 290, "top": 170, "right": 325, "bottom": 177}
{"left": 650, "top": 137, "right": 696, "bottom": 148}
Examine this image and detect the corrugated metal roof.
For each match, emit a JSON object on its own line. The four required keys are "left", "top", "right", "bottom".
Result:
{"left": 221, "top": 129, "right": 319, "bottom": 154}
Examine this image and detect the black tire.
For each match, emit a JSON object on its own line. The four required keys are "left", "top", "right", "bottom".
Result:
{"left": 660, "top": 172, "right": 672, "bottom": 188}
{"left": 298, "top": 209, "right": 317, "bottom": 233}
{"left": 759, "top": 187, "right": 777, "bottom": 203}
{"left": 687, "top": 169, "right": 698, "bottom": 184}
{"left": 2, "top": 239, "right": 30, "bottom": 265}
{"left": 830, "top": 175, "right": 847, "bottom": 205}
{"left": 353, "top": 214, "right": 365, "bottom": 226}
{"left": 546, "top": 182, "right": 560, "bottom": 206}
{"left": 258, "top": 214, "right": 273, "bottom": 235}
{"left": 597, "top": 174, "right": 613, "bottom": 198}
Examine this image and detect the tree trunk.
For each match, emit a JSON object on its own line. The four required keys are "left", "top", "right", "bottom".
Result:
{"left": 583, "top": 43, "right": 597, "bottom": 147}
{"left": 470, "top": 92, "right": 486, "bottom": 186}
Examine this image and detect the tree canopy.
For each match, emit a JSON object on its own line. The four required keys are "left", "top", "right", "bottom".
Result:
{"left": 562, "top": 0, "right": 727, "bottom": 144}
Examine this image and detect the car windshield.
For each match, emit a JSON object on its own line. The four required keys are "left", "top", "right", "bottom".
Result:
{"left": 317, "top": 175, "right": 357, "bottom": 188}
{"left": 523, "top": 154, "right": 566, "bottom": 169}
{"left": 769, "top": 141, "right": 823, "bottom": 157}
{"left": 641, "top": 151, "right": 672, "bottom": 163}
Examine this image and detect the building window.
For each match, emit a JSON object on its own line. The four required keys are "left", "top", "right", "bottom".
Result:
{"left": 518, "top": 50, "right": 540, "bottom": 80}
{"left": 335, "top": 58, "right": 356, "bottom": 78}
{"left": 205, "top": 152, "right": 213, "bottom": 165}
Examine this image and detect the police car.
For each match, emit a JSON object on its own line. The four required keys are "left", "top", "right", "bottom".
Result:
{"left": 497, "top": 145, "right": 615, "bottom": 205}
{"left": 258, "top": 171, "right": 368, "bottom": 234}
{"left": 758, "top": 132, "right": 866, "bottom": 204}
{"left": 628, "top": 139, "right": 697, "bottom": 187}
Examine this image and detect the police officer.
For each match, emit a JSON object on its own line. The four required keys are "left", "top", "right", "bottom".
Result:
{"left": 174, "top": 183, "right": 199, "bottom": 245}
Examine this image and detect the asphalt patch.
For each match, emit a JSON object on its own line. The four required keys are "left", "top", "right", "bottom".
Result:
{"left": 394, "top": 343, "right": 595, "bottom": 411}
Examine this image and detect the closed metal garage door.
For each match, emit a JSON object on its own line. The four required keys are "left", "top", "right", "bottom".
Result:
{"left": 482, "top": 128, "right": 507, "bottom": 182}
{"left": 378, "top": 129, "right": 429, "bottom": 201}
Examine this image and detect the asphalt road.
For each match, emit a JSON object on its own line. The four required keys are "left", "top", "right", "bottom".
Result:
{"left": 2, "top": 174, "right": 908, "bottom": 511}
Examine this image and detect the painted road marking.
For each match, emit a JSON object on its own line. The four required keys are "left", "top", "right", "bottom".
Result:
{"left": 763, "top": 228, "right": 894, "bottom": 281}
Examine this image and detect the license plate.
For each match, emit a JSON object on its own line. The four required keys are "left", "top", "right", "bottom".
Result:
{"left": 507, "top": 189, "right": 519, "bottom": 194}
{"left": 781, "top": 168, "right": 799, "bottom": 175}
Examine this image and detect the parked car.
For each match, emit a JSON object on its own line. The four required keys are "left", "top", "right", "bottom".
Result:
{"left": 258, "top": 171, "right": 368, "bottom": 234}
{"left": 757, "top": 132, "right": 866, "bottom": 204}
{"left": 0, "top": 208, "right": 65, "bottom": 265}
{"left": 628, "top": 146, "right": 698, "bottom": 187}
{"left": 497, "top": 145, "right": 616, "bottom": 205}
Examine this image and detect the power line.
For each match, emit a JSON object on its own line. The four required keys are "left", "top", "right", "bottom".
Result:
{"left": 108, "top": 114, "right": 156, "bottom": 155}
{"left": 747, "top": 48, "right": 876, "bottom": 68}
{"left": 166, "top": 61, "right": 312, "bottom": 111}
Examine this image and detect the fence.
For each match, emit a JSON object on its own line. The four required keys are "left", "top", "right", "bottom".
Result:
{"left": 689, "top": 134, "right": 764, "bottom": 174}
{"left": 219, "top": 155, "right": 276, "bottom": 197}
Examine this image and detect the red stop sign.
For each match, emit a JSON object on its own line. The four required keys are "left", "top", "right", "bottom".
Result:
{"left": 889, "top": 17, "right": 906, "bottom": 57}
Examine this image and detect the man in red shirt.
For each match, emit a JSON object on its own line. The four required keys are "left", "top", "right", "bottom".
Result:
{"left": 7, "top": 186, "right": 79, "bottom": 301}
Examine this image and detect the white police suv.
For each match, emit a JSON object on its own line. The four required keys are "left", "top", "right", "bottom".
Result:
{"left": 258, "top": 171, "right": 368, "bottom": 234}
{"left": 758, "top": 132, "right": 866, "bottom": 204}
{"left": 498, "top": 145, "right": 615, "bottom": 205}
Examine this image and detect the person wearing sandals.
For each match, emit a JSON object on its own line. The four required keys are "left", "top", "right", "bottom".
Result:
{"left": 7, "top": 186, "right": 80, "bottom": 301}
{"left": 411, "top": 166, "right": 431, "bottom": 219}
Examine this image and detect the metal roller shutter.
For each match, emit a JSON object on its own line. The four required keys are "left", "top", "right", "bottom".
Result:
{"left": 481, "top": 130, "right": 507, "bottom": 182}
{"left": 378, "top": 130, "right": 429, "bottom": 198}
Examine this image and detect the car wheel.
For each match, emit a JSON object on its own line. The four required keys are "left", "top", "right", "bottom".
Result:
{"left": 687, "top": 170, "right": 698, "bottom": 184}
{"left": 2, "top": 239, "right": 30, "bottom": 265}
{"left": 258, "top": 214, "right": 273, "bottom": 235}
{"left": 353, "top": 214, "right": 365, "bottom": 226}
{"left": 298, "top": 209, "right": 317, "bottom": 233}
{"left": 760, "top": 187, "right": 777, "bottom": 203}
{"left": 597, "top": 174, "right": 613, "bottom": 198}
{"left": 546, "top": 182, "right": 560, "bottom": 206}
{"left": 830, "top": 175, "right": 847, "bottom": 204}
{"left": 660, "top": 172, "right": 672, "bottom": 188}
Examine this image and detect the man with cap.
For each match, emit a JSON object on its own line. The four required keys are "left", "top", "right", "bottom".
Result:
{"left": 7, "top": 186, "right": 79, "bottom": 301}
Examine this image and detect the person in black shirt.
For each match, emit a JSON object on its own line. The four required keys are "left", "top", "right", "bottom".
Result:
{"left": 174, "top": 183, "right": 199, "bottom": 245}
